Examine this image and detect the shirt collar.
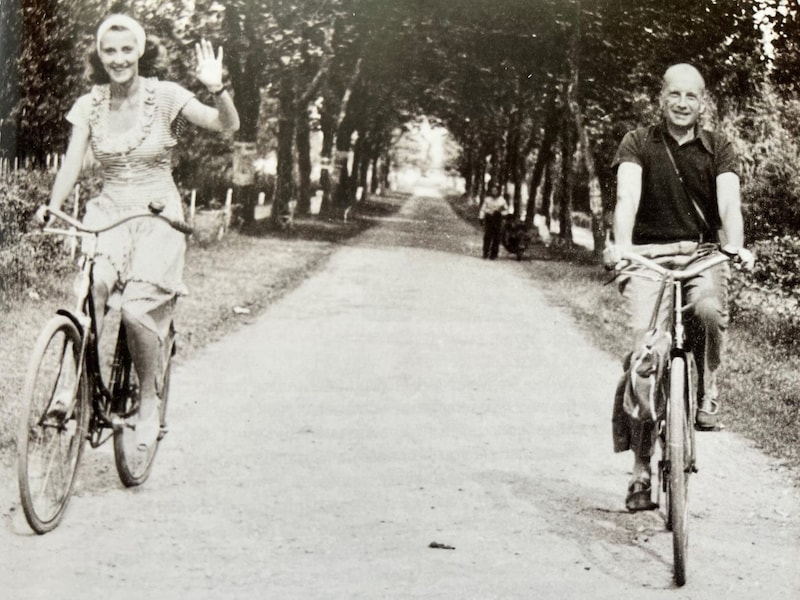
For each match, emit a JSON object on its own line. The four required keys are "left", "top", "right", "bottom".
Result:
{"left": 651, "top": 121, "right": 714, "bottom": 154}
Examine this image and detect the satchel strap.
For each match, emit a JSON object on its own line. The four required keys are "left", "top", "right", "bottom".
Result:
{"left": 661, "top": 135, "right": 711, "bottom": 231}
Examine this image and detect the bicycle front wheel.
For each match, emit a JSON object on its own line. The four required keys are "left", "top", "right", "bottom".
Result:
{"left": 113, "top": 328, "right": 172, "bottom": 487}
{"left": 668, "top": 355, "right": 690, "bottom": 586}
{"left": 17, "top": 315, "right": 90, "bottom": 534}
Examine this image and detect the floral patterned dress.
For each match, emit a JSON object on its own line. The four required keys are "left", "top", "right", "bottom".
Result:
{"left": 67, "top": 77, "right": 195, "bottom": 338}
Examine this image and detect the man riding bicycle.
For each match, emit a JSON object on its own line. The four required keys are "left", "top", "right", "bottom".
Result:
{"left": 604, "top": 64, "right": 754, "bottom": 511}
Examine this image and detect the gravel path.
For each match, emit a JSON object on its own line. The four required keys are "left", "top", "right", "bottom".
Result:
{"left": 1, "top": 191, "right": 798, "bottom": 598}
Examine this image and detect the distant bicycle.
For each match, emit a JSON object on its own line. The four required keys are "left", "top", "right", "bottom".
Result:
{"left": 615, "top": 246, "right": 733, "bottom": 586}
{"left": 501, "top": 217, "right": 533, "bottom": 260}
{"left": 17, "top": 204, "right": 192, "bottom": 534}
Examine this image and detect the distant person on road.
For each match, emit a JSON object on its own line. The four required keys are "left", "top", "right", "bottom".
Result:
{"left": 38, "top": 14, "right": 240, "bottom": 452}
{"left": 605, "top": 63, "right": 754, "bottom": 511}
{"left": 479, "top": 183, "right": 509, "bottom": 259}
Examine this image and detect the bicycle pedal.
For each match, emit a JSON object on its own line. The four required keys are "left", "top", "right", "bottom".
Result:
{"left": 109, "top": 414, "right": 127, "bottom": 430}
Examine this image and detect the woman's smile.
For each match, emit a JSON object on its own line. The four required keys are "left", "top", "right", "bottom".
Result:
{"left": 99, "top": 29, "right": 140, "bottom": 85}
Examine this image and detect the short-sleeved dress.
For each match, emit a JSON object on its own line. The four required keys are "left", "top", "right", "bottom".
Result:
{"left": 67, "top": 77, "right": 194, "bottom": 339}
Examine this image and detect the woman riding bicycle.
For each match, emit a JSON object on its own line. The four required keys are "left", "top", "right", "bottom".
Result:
{"left": 38, "top": 14, "right": 239, "bottom": 451}
{"left": 605, "top": 64, "right": 753, "bottom": 511}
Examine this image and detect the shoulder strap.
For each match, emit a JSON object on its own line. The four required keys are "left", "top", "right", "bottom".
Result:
{"left": 661, "top": 136, "right": 710, "bottom": 230}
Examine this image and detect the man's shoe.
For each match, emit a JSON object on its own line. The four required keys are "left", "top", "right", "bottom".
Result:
{"left": 626, "top": 479, "right": 659, "bottom": 512}
{"left": 696, "top": 399, "right": 723, "bottom": 431}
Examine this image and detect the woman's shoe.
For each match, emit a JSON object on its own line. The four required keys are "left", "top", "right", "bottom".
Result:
{"left": 135, "top": 401, "right": 161, "bottom": 452}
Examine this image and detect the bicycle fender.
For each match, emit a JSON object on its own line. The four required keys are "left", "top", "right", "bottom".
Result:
{"left": 56, "top": 309, "right": 86, "bottom": 335}
{"left": 670, "top": 347, "right": 690, "bottom": 360}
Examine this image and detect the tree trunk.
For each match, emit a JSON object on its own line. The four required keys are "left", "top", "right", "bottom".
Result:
{"left": 295, "top": 106, "right": 312, "bottom": 215}
{"left": 370, "top": 155, "right": 380, "bottom": 194}
{"left": 566, "top": 0, "right": 604, "bottom": 259}
{"left": 225, "top": 5, "right": 262, "bottom": 225}
{"left": 475, "top": 154, "right": 487, "bottom": 201}
{"left": 318, "top": 96, "right": 336, "bottom": 217}
{"left": 380, "top": 149, "right": 391, "bottom": 191}
{"left": 273, "top": 71, "right": 296, "bottom": 225}
{"left": 524, "top": 96, "right": 559, "bottom": 228}
{"left": 294, "top": 31, "right": 334, "bottom": 218}
{"left": 542, "top": 157, "right": 554, "bottom": 230}
{"left": 357, "top": 141, "right": 372, "bottom": 203}
{"left": 332, "top": 59, "right": 362, "bottom": 217}
{"left": 557, "top": 118, "right": 575, "bottom": 245}
{"left": 505, "top": 110, "right": 522, "bottom": 217}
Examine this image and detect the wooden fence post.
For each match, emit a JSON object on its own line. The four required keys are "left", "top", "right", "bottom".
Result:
{"left": 189, "top": 189, "right": 196, "bottom": 221}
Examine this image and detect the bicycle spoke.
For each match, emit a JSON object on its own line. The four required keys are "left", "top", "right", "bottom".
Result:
{"left": 18, "top": 317, "right": 89, "bottom": 534}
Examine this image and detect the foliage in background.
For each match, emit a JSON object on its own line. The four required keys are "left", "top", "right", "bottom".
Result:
{"left": 1, "top": 0, "right": 800, "bottom": 239}
{"left": 721, "top": 85, "right": 800, "bottom": 241}
{"left": 0, "top": 172, "right": 72, "bottom": 302}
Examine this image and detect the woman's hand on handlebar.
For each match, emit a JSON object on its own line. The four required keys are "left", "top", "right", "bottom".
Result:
{"left": 602, "top": 242, "right": 632, "bottom": 271}
{"left": 34, "top": 205, "right": 52, "bottom": 227}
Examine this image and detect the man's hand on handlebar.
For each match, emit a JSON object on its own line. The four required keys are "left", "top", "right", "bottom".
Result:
{"left": 721, "top": 245, "right": 755, "bottom": 270}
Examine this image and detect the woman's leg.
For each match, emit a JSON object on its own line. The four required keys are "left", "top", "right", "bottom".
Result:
{"left": 121, "top": 293, "right": 175, "bottom": 450}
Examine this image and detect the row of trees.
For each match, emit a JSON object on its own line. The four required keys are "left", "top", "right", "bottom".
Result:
{"left": 2, "top": 0, "right": 800, "bottom": 246}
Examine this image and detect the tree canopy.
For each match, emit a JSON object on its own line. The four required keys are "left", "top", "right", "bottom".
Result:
{"left": 1, "top": 0, "right": 793, "bottom": 239}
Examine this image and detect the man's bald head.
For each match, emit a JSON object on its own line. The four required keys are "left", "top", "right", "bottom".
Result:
{"left": 659, "top": 63, "right": 707, "bottom": 131}
{"left": 661, "top": 64, "right": 706, "bottom": 96}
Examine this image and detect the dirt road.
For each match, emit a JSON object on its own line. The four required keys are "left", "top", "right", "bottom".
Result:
{"left": 2, "top": 191, "right": 798, "bottom": 599}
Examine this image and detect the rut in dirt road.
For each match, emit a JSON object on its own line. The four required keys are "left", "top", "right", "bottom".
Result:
{"left": 2, "top": 191, "right": 799, "bottom": 599}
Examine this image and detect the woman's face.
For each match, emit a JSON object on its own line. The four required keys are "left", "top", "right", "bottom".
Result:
{"left": 99, "top": 28, "right": 139, "bottom": 85}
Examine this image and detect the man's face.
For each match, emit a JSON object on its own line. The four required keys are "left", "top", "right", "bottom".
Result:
{"left": 661, "top": 70, "right": 705, "bottom": 130}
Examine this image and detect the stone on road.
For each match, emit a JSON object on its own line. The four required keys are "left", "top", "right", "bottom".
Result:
{"left": 2, "top": 192, "right": 798, "bottom": 598}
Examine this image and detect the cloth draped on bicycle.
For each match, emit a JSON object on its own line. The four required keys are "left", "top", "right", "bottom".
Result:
{"left": 612, "top": 328, "right": 672, "bottom": 455}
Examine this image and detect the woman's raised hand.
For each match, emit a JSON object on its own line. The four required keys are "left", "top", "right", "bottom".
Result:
{"left": 195, "top": 39, "right": 224, "bottom": 93}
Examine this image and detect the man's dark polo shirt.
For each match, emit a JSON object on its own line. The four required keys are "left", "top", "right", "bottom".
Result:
{"left": 612, "top": 122, "right": 739, "bottom": 244}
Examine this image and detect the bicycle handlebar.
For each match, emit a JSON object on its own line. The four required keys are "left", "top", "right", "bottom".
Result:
{"left": 42, "top": 203, "right": 194, "bottom": 235}
{"left": 617, "top": 250, "right": 730, "bottom": 281}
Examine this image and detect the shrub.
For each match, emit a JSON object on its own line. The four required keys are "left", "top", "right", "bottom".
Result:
{"left": 729, "top": 234, "right": 800, "bottom": 351}
{"left": 0, "top": 170, "right": 80, "bottom": 303}
{"left": 720, "top": 85, "right": 800, "bottom": 241}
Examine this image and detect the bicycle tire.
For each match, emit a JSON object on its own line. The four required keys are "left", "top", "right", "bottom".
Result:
{"left": 17, "top": 315, "right": 90, "bottom": 534}
{"left": 668, "top": 355, "right": 689, "bottom": 586}
{"left": 113, "top": 328, "right": 172, "bottom": 487}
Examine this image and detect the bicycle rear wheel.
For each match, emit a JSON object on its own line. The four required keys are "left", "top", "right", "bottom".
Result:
{"left": 668, "top": 355, "right": 690, "bottom": 586}
{"left": 17, "top": 316, "right": 90, "bottom": 534}
{"left": 113, "top": 327, "right": 172, "bottom": 487}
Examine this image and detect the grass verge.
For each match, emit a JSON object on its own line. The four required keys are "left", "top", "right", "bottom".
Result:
{"left": 449, "top": 195, "right": 800, "bottom": 482}
{"left": 0, "top": 192, "right": 409, "bottom": 464}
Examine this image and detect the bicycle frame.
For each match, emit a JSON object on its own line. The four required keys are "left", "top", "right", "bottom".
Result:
{"left": 41, "top": 205, "right": 192, "bottom": 445}
{"left": 17, "top": 204, "right": 192, "bottom": 533}
{"left": 620, "top": 248, "right": 731, "bottom": 353}
{"left": 617, "top": 248, "right": 730, "bottom": 585}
